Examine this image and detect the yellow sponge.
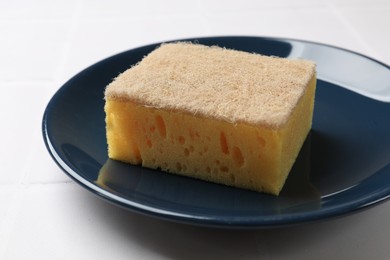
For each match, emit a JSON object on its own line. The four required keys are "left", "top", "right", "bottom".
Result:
{"left": 104, "top": 43, "right": 316, "bottom": 195}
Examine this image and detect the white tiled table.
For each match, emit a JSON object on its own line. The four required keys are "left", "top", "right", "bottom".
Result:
{"left": 1, "top": 0, "right": 389, "bottom": 259}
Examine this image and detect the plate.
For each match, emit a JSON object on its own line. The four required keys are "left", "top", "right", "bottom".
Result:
{"left": 42, "top": 36, "right": 390, "bottom": 228}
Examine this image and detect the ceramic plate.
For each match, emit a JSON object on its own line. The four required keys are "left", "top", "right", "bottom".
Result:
{"left": 42, "top": 36, "right": 390, "bottom": 228}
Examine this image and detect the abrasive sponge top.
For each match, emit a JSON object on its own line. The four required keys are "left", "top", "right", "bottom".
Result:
{"left": 105, "top": 42, "right": 316, "bottom": 129}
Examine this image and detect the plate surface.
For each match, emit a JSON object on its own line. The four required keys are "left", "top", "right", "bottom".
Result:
{"left": 42, "top": 36, "right": 390, "bottom": 228}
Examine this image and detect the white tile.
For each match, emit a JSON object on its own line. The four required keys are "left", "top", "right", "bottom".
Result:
{"left": 81, "top": 0, "right": 200, "bottom": 20}
{"left": 0, "top": 186, "right": 23, "bottom": 258}
{"left": 0, "top": 187, "right": 19, "bottom": 225}
{"left": 3, "top": 183, "right": 260, "bottom": 259}
{"left": 0, "top": 21, "right": 70, "bottom": 81}
{"left": 254, "top": 201, "right": 390, "bottom": 259}
{"left": 205, "top": 7, "right": 369, "bottom": 55}
{"left": 60, "top": 16, "right": 209, "bottom": 82}
{"left": 326, "top": 0, "right": 389, "bottom": 7}
{"left": 200, "top": 0, "right": 327, "bottom": 14}
{"left": 0, "top": 83, "right": 52, "bottom": 184}
{"left": 2, "top": 184, "right": 155, "bottom": 260}
{"left": 0, "top": 0, "right": 78, "bottom": 21}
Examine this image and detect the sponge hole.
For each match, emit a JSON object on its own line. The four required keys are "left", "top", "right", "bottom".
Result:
{"left": 232, "top": 146, "right": 244, "bottom": 167}
{"left": 220, "top": 131, "right": 229, "bottom": 155}
{"left": 155, "top": 115, "right": 166, "bottom": 138}
{"left": 175, "top": 162, "right": 187, "bottom": 172}
{"left": 178, "top": 136, "right": 186, "bottom": 145}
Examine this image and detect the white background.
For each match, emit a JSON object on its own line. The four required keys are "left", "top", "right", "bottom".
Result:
{"left": 1, "top": 0, "right": 389, "bottom": 259}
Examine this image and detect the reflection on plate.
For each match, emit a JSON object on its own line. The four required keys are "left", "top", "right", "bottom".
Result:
{"left": 97, "top": 133, "right": 320, "bottom": 215}
{"left": 42, "top": 36, "right": 390, "bottom": 228}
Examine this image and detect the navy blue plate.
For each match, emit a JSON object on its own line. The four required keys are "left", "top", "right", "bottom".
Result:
{"left": 42, "top": 36, "right": 390, "bottom": 228}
